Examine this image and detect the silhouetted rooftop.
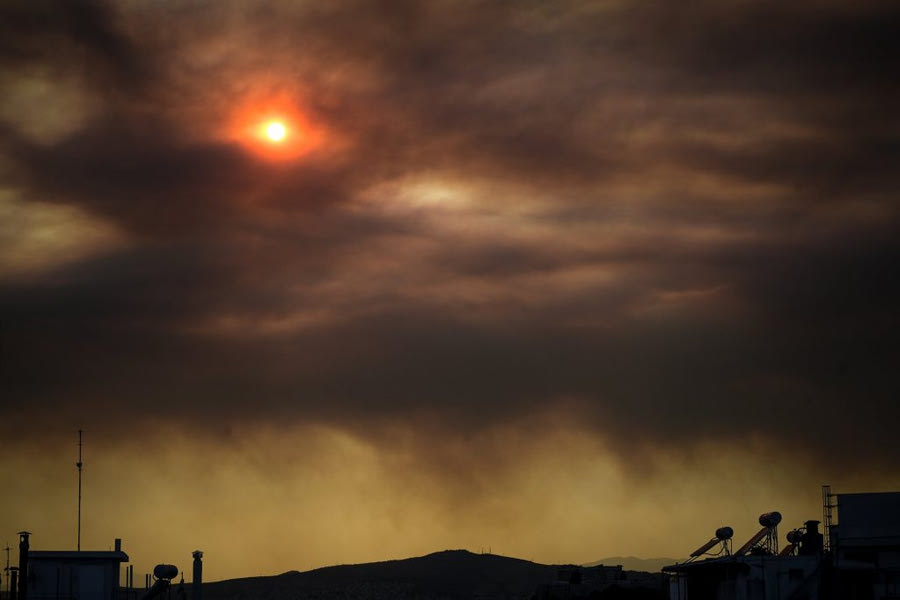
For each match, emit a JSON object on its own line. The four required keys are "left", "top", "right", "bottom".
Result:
{"left": 29, "top": 550, "right": 129, "bottom": 562}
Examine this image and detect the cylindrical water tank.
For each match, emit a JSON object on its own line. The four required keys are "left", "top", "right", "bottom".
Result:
{"left": 715, "top": 526, "right": 734, "bottom": 540}
{"left": 153, "top": 565, "right": 178, "bottom": 581}
{"left": 759, "top": 512, "right": 782, "bottom": 528}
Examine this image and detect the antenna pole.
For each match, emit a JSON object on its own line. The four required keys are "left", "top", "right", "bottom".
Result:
{"left": 77, "top": 430, "right": 83, "bottom": 552}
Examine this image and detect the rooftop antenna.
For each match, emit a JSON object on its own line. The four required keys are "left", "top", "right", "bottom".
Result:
{"left": 4, "top": 543, "right": 9, "bottom": 598}
{"left": 76, "top": 429, "right": 83, "bottom": 552}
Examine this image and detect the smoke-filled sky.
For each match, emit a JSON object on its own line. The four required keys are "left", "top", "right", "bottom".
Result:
{"left": 1, "top": 0, "right": 899, "bottom": 582}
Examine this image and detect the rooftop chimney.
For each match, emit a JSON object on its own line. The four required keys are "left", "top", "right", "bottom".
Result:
{"left": 801, "top": 520, "right": 824, "bottom": 555}
{"left": 192, "top": 550, "right": 203, "bottom": 600}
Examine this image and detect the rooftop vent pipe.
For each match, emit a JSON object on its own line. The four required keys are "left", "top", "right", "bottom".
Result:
{"left": 9, "top": 567, "right": 18, "bottom": 600}
{"left": 192, "top": 550, "right": 203, "bottom": 600}
{"left": 17, "top": 532, "right": 29, "bottom": 600}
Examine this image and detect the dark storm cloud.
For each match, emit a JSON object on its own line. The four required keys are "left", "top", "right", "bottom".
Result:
{"left": 627, "top": 2, "right": 900, "bottom": 94}
{"left": 0, "top": 0, "right": 149, "bottom": 90}
{"left": 1, "top": 0, "right": 899, "bottom": 476}
{"left": 6, "top": 116, "right": 376, "bottom": 235}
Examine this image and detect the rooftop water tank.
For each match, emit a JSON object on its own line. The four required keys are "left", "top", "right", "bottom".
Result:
{"left": 715, "top": 526, "right": 734, "bottom": 540}
{"left": 759, "top": 512, "right": 782, "bottom": 528}
{"left": 153, "top": 565, "right": 178, "bottom": 581}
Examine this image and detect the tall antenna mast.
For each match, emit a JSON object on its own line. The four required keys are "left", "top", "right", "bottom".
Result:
{"left": 4, "top": 543, "right": 9, "bottom": 598}
{"left": 77, "top": 429, "right": 83, "bottom": 552}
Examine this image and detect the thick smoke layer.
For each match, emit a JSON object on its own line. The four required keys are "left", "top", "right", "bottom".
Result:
{"left": 1, "top": 0, "right": 898, "bottom": 578}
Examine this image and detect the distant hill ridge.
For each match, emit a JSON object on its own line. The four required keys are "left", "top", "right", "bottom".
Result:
{"left": 583, "top": 556, "right": 681, "bottom": 573}
{"left": 200, "top": 549, "right": 669, "bottom": 600}
{"left": 202, "top": 549, "right": 562, "bottom": 600}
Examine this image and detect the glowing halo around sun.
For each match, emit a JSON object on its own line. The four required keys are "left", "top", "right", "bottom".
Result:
{"left": 227, "top": 96, "right": 326, "bottom": 161}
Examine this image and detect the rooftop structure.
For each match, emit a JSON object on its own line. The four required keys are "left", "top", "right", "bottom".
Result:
{"left": 4, "top": 532, "right": 202, "bottom": 600}
{"left": 664, "top": 488, "right": 900, "bottom": 600}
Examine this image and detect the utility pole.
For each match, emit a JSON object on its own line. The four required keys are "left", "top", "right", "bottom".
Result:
{"left": 76, "top": 430, "right": 83, "bottom": 552}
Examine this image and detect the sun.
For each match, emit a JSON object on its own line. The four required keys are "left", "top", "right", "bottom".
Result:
{"left": 265, "top": 121, "right": 286, "bottom": 142}
{"left": 229, "top": 99, "right": 325, "bottom": 160}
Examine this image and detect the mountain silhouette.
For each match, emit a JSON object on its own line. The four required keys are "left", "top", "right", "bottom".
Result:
{"left": 200, "top": 549, "right": 573, "bottom": 600}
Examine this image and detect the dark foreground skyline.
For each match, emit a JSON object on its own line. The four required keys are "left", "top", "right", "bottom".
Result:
{"left": 1, "top": 0, "right": 898, "bottom": 581}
